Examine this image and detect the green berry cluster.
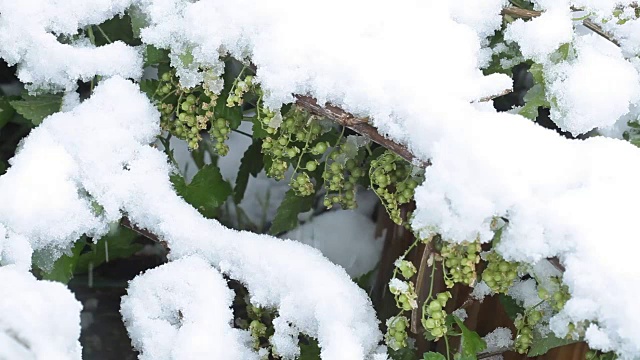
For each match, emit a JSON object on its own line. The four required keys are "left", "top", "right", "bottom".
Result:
{"left": 244, "top": 303, "right": 274, "bottom": 351}
{"left": 481, "top": 251, "right": 519, "bottom": 293}
{"left": 538, "top": 277, "right": 570, "bottom": 311}
{"left": 385, "top": 316, "right": 410, "bottom": 351}
{"left": 322, "top": 145, "right": 365, "bottom": 209}
{"left": 369, "top": 151, "right": 420, "bottom": 224}
{"left": 395, "top": 259, "right": 417, "bottom": 279}
{"left": 441, "top": 241, "right": 481, "bottom": 287}
{"left": 156, "top": 70, "right": 227, "bottom": 150}
{"left": 210, "top": 117, "right": 231, "bottom": 155}
{"left": 227, "top": 75, "right": 253, "bottom": 107}
{"left": 586, "top": 349, "right": 617, "bottom": 360}
{"left": 421, "top": 292, "right": 451, "bottom": 339}
{"left": 514, "top": 309, "right": 543, "bottom": 354}
{"left": 389, "top": 279, "right": 418, "bottom": 311}
{"left": 260, "top": 109, "right": 324, "bottom": 182}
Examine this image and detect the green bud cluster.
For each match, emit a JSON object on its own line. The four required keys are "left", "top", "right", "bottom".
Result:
{"left": 586, "top": 349, "right": 617, "bottom": 360}
{"left": 369, "top": 151, "right": 421, "bottom": 224}
{"left": 441, "top": 241, "right": 481, "bottom": 287}
{"left": 395, "top": 259, "right": 417, "bottom": 279}
{"left": 260, "top": 108, "right": 324, "bottom": 184}
{"left": 385, "top": 316, "right": 410, "bottom": 350}
{"left": 156, "top": 69, "right": 224, "bottom": 150}
{"left": 421, "top": 292, "right": 451, "bottom": 339}
{"left": 322, "top": 145, "right": 365, "bottom": 210}
{"left": 514, "top": 310, "right": 543, "bottom": 354}
{"left": 389, "top": 279, "right": 418, "bottom": 311}
{"left": 210, "top": 116, "right": 231, "bottom": 155}
{"left": 542, "top": 277, "right": 570, "bottom": 311}
{"left": 481, "top": 251, "right": 519, "bottom": 293}
{"left": 227, "top": 75, "right": 253, "bottom": 107}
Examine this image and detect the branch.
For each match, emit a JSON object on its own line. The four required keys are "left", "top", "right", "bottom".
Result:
{"left": 502, "top": 7, "right": 620, "bottom": 46}
{"left": 121, "top": 217, "right": 169, "bottom": 250}
{"left": 294, "top": 95, "right": 428, "bottom": 166}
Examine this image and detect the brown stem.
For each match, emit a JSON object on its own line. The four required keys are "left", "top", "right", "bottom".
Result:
{"left": 121, "top": 217, "right": 169, "bottom": 250}
{"left": 294, "top": 95, "right": 428, "bottom": 166}
{"left": 502, "top": 7, "right": 619, "bottom": 46}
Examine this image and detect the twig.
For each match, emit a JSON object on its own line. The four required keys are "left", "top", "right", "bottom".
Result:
{"left": 120, "top": 217, "right": 170, "bottom": 251}
{"left": 501, "top": 7, "right": 620, "bottom": 46}
{"left": 294, "top": 95, "right": 430, "bottom": 167}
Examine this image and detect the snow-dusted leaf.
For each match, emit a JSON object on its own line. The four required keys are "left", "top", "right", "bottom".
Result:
{"left": 234, "top": 140, "right": 264, "bottom": 204}
{"left": 269, "top": 189, "right": 313, "bottom": 235}
{"left": 453, "top": 316, "right": 486, "bottom": 359}
{"left": 172, "top": 164, "right": 232, "bottom": 218}
{"left": 39, "top": 240, "right": 84, "bottom": 284}
{"left": 10, "top": 94, "right": 62, "bottom": 125}
{"left": 527, "top": 333, "right": 578, "bottom": 357}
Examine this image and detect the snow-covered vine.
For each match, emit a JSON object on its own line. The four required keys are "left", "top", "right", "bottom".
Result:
{"left": 2, "top": 0, "right": 640, "bottom": 358}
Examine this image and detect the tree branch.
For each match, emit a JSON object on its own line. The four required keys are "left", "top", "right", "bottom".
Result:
{"left": 121, "top": 217, "right": 169, "bottom": 250}
{"left": 502, "top": 7, "right": 620, "bottom": 46}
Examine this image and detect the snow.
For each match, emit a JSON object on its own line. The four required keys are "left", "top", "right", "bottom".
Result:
{"left": 0, "top": 265, "right": 83, "bottom": 360}
{"left": 482, "top": 327, "right": 513, "bottom": 351}
{"left": 0, "top": 77, "right": 385, "bottom": 359}
{"left": 2, "top": 0, "right": 640, "bottom": 358}
{"left": 121, "top": 256, "right": 258, "bottom": 360}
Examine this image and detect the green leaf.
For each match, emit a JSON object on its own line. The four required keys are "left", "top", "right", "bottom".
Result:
{"left": 388, "top": 347, "right": 418, "bottom": 360}
{"left": 172, "top": 164, "right": 233, "bottom": 218}
{"left": 251, "top": 117, "right": 269, "bottom": 139}
{"left": 453, "top": 316, "right": 486, "bottom": 360}
{"left": 519, "top": 84, "right": 549, "bottom": 120}
{"left": 269, "top": 189, "right": 314, "bottom": 235}
{"left": 0, "top": 97, "right": 16, "bottom": 130}
{"left": 499, "top": 294, "right": 524, "bottom": 321}
{"left": 214, "top": 61, "right": 243, "bottom": 129}
{"left": 93, "top": 14, "right": 140, "bottom": 46}
{"left": 144, "top": 45, "right": 169, "bottom": 67}
{"left": 128, "top": 7, "right": 148, "bottom": 39}
{"left": 299, "top": 338, "right": 321, "bottom": 360}
{"left": 423, "top": 352, "right": 446, "bottom": 360}
{"left": 527, "top": 333, "right": 578, "bottom": 357}
{"left": 10, "top": 93, "right": 62, "bottom": 125}
{"left": 75, "top": 227, "right": 142, "bottom": 274}
{"left": 41, "top": 241, "right": 85, "bottom": 283}
{"left": 234, "top": 140, "right": 264, "bottom": 203}
{"left": 139, "top": 79, "right": 159, "bottom": 99}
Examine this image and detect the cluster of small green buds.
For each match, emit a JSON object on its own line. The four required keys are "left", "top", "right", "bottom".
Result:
{"left": 227, "top": 75, "right": 253, "bottom": 107}
{"left": 385, "top": 316, "right": 410, "bottom": 350}
{"left": 369, "top": 150, "right": 420, "bottom": 224}
{"left": 322, "top": 144, "right": 365, "bottom": 209}
{"left": 481, "top": 251, "right": 519, "bottom": 293}
{"left": 441, "top": 241, "right": 481, "bottom": 287}
{"left": 389, "top": 278, "right": 418, "bottom": 311}
{"left": 537, "top": 277, "right": 570, "bottom": 312}
{"left": 514, "top": 309, "right": 543, "bottom": 354}
{"left": 260, "top": 109, "right": 325, "bottom": 184}
{"left": 209, "top": 117, "right": 231, "bottom": 155}
{"left": 290, "top": 172, "right": 314, "bottom": 196}
{"left": 586, "top": 349, "right": 617, "bottom": 360}
{"left": 422, "top": 292, "right": 451, "bottom": 339}
{"left": 395, "top": 259, "right": 417, "bottom": 279}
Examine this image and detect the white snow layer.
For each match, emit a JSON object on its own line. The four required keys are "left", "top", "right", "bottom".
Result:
{"left": 1, "top": 0, "right": 640, "bottom": 358}
{"left": 0, "top": 265, "right": 83, "bottom": 360}
{"left": 0, "top": 77, "right": 385, "bottom": 359}
{"left": 121, "top": 256, "right": 259, "bottom": 360}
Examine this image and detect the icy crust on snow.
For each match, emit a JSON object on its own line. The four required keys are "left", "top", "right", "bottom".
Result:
{"left": 120, "top": 256, "right": 259, "bottom": 360}
{"left": 0, "top": 78, "right": 385, "bottom": 360}
{"left": 0, "top": 0, "right": 142, "bottom": 90}
{"left": 0, "top": 265, "right": 83, "bottom": 360}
